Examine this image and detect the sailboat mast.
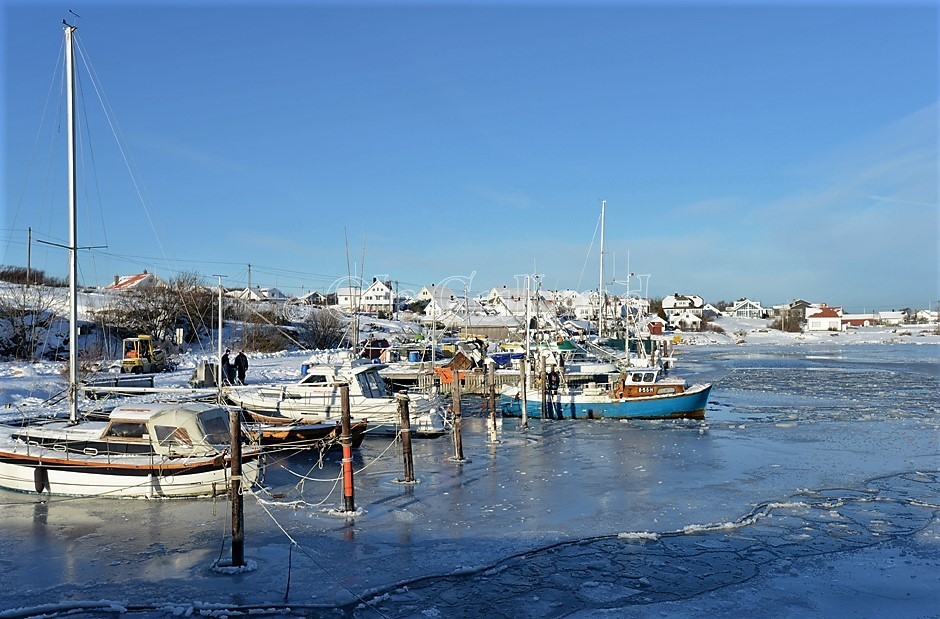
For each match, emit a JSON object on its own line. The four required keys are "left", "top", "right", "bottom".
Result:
{"left": 65, "top": 22, "right": 79, "bottom": 423}
{"left": 598, "top": 199, "right": 606, "bottom": 339}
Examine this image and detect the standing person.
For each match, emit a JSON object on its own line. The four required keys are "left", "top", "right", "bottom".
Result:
{"left": 547, "top": 366, "right": 561, "bottom": 419}
{"left": 234, "top": 350, "right": 248, "bottom": 385}
{"left": 221, "top": 349, "right": 232, "bottom": 386}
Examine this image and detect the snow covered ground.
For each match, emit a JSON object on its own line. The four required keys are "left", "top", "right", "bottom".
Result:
{"left": 0, "top": 318, "right": 937, "bottom": 618}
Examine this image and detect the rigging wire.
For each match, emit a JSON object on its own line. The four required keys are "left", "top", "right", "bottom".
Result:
{"left": 576, "top": 207, "right": 602, "bottom": 292}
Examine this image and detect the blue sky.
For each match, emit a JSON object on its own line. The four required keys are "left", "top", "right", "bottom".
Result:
{"left": 2, "top": 1, "right": 937, "bottom": 312}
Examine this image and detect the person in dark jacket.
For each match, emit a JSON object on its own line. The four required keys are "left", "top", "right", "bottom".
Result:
{"left": 234, "top": 350, "right": 249, "bottom": 385}
{"left": 547, "top": 367, "right": 561, "bottom": 419}
{"left": 221, "top": 349, "right": 233, "bottom": 385}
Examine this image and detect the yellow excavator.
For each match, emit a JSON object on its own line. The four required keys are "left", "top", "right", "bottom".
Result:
{"left": 120, "top": 335, "right": 168, "bottom": 374}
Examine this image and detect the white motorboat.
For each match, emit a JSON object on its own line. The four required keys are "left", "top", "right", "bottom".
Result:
{"left": 225, "top": 357, "right": 448, "bottom": 437}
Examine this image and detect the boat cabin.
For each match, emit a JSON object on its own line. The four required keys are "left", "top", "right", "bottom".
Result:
{"left": 14, "top": 403, "right": 232, "bottom": 458}
{"left": 614, "top": 369, "right": 686, "bottom": 398}
{"left": 300, "top": 362, "right": 392, "bottom": 399}
{"left": 106, "top": 403, "right": 232, "bottom": 457}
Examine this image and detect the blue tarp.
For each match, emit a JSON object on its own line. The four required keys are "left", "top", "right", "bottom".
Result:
{"left": 490, "top": 352, "right": 525, "bottom": 368}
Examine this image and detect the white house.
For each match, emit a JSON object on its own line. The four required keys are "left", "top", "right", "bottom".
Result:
{"left": 360, "top": 279, "right": 394, "bottom": 314}
{"left": 662, "top": 293, "right": 705, "bottom": 318}
{"left": 727, "top": 299, "right": 765, "bottom": 319}
{"left": 418, "top": 286, "right": 461, "bottom": 319}
{"left": 334, "top": 286, "right": 362, "bottom": 312}
{"left": 417, "top": 285, "right": 456, "bottom": 304}
{"left": 544, "top": 289, "right": 594, "bottom": 320}
{"left": 806, "top": 306, "right": 843, "bottom": 332}
{"left": 876, "top": 310, "right": 906, "bottom": 325}
{"left": 231, "top": 286, "right": 287, "bottom": 302}
{"left": 487, "top": 286, "right": 531, "bottom": 317}
{"left": 668, "top": 310, "right": 702, "bottom": 331}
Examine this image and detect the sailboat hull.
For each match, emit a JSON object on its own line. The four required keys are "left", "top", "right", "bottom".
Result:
{"left": 0, "top": 446, "right": 261, "bottom": 498}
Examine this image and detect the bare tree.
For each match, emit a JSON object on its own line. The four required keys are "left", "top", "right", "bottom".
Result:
{"left": 297, "top": 308, "right": 348, "bottom": 349}
{"left": 91, "top": 271, "right": 218, "bottom": 344}
{"left": 0, "top": 284, "right": 67, "bottom": 360}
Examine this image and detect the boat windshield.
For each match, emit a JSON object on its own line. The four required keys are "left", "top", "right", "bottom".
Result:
{"left": 358, "top": 371, "right": 388, "bottom": 398}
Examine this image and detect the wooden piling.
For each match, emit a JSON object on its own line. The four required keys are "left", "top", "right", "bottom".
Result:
{"left": 340, "top": 384, "right": 355, "bottom": 512}
{"left": 229, "top": 408, "right": 245, "bottom": 567}
{"left": 397, "top": 393, "right": 414, "bottom": 482}
{"left": 452, "top": 373, "right": 464, "bottom": 461}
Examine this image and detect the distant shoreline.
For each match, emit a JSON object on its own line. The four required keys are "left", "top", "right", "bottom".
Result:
{"left": 673, "top": 317, "right": 940, "bottom": 347}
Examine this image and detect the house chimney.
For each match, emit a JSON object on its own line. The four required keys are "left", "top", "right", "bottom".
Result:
{"left": 114, "top": 275, "right": 119, "bottom": 286}
{"left": 143, "top": 269, "right": 148, "bottom": 274}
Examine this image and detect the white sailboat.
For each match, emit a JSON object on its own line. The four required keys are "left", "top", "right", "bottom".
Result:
{"left": 0, "top": 23, "right": 261, "bottom": 498}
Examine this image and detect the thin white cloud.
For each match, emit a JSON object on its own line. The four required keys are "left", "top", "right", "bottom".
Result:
{"left": 464, "top": 185, "right": 536, "bottom": 210}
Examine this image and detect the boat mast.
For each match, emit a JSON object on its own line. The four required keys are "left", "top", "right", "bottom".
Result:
{"left": 65, "top": 22, "right": 79, "bottom": 423}
{"left": 598, "top": 199, "right": 606, "bottom": 340}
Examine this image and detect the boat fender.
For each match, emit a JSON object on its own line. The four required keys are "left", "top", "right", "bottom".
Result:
{"left": 34, "top": 465, "right": 48, "bottom": 493}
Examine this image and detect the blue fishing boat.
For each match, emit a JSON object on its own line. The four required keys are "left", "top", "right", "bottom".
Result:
{"left": 500, "top": 366, "right": 711, "bottom": 420}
